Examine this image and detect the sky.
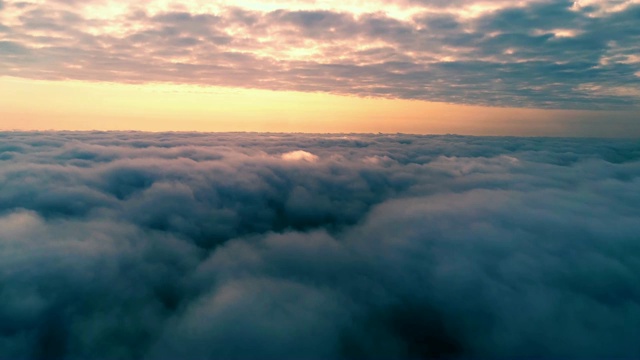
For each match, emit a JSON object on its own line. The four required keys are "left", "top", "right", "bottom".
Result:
{"left": 0, "top": 0, "right": 639, "bottom": 135}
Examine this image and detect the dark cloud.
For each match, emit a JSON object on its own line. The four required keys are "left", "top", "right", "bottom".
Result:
{"left": 0, "top": 1, "right": 639, "bottom": 108}
{"left": 1, "top": 131, "right": 640, "bottom": 359}
{"left": 0, "top": 40, "right": 28, "bottom": 54}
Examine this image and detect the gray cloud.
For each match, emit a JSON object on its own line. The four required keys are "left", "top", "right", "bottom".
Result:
{"left": 0, "top": 1, "right": 638, "bottom": 108}
{"left": 0, "top": 131, "right": 639, "bottom": 359}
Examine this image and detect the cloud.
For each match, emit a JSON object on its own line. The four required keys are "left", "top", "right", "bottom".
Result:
{"left": 0, "top": 0, "right": 638, "bottom": 108}
{"left": 0, "top": 131, "right": 639, "bottom": 358}
{"left": 281, "top": 150, "right": 319, "bottom": 162}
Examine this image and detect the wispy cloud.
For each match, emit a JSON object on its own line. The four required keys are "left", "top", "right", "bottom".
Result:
{"left": 0, "top": 0, "right": 638, "bottom": 108}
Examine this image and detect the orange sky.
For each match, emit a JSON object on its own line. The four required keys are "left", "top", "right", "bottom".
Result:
{"left": 1, "top": 76, "right": 637, "bottom": 137}
{"left": 0, "top": 77, "right": 640, "bottom": 136}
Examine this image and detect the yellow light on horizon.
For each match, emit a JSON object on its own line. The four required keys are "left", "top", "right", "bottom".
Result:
{"left": 1, "top": 76, "right": 636, "bottom": 137}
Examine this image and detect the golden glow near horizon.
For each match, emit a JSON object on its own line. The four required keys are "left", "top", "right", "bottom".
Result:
{"left": 2, "top": 76, "right": 636, "bottom": 137}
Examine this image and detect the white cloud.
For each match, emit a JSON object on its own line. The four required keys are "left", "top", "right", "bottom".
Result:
{"left": 281, "top": 150, "right": 319, "bottom": 162}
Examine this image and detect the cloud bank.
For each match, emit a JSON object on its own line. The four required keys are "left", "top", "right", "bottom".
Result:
{"left": 0, "top": 0, "right": 639, "bottom": 108}
{"left": 1, "top": 131, "right": 640, "bottom": 359}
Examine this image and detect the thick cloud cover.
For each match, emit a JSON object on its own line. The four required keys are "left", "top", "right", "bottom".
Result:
{"left": 1, "top": 131, "right": 640, "bottom": 359}
{"left": 0, "top": 0, "right": 639, "bottom": 108}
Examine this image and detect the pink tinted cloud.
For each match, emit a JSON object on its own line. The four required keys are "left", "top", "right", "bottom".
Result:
{"left": 0, "top": 0, "right": 638, "bottom": 108}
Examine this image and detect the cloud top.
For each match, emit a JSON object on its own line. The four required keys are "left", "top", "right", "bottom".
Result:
{"left": 282, "top": 150, "right": 319, "bottom": 162}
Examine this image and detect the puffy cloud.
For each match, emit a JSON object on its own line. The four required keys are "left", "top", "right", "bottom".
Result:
{"left": 0, "top": 0, "right": 638, "bottom": 108}
{"left": 1, "top": 131, "right": 640, "bottom": 358}
{"left": 281, "top": 150, "right": 319, "bottom": 162}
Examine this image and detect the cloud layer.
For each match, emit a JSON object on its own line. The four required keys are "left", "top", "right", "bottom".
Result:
{"left": 1, "top": 131, "right": 640, "bottom": 359}
{"left": 0, "top": 0, "right": 639, "bottom": 108}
